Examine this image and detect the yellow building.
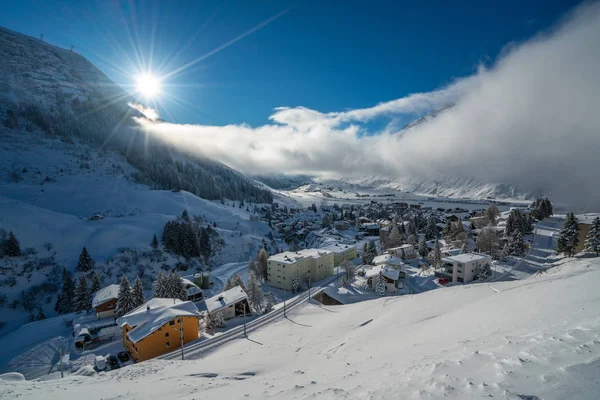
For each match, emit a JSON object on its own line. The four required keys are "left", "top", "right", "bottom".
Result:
{"left": 116, "top": 298, "right": 201, "bottom": 362}
{"left": 319, "top": 243, "right": 358, "bottom": 265}
{"left": 267, "top": 249, "right": 334, "bottom": 290}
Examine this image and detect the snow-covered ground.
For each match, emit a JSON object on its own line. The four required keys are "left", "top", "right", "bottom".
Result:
{"left": 2, "top": 255, "right": 600, "bottom": 399}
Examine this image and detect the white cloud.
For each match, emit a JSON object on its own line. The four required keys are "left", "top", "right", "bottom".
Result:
{"left": 134, "top": 2, "right": 600, "bottom": 207}
{"left": 128, "top": 102, "right": 160, "bottom": 121}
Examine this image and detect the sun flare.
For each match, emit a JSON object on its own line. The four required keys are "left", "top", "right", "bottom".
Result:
{"left": 135, "top": 74, "right": 161, "bottom": 98}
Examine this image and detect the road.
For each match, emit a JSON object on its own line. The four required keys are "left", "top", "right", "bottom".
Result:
{"left": 159, "top": 272, "right": 343, "bottom": 360}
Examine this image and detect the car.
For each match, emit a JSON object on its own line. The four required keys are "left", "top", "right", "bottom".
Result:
{"left": 106, "top": 355, "right": 119, "bottom": 370}
{"left": 117, "top": 351, "right": 130, "bottom": 363}
{"left": 438, "top": 278, "right": 449, "bottom": 285}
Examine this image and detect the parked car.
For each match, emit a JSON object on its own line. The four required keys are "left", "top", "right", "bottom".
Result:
{"left": 438, "top": 278, "right": 449, "bottom": 285}
{"left": 106, "top": 355, "right": 119, "bottom": 370}
{"left": 94, "top": 355, "right": 106, "bottom": 371}
{"left": 117, "top": 351, "right": 130, "bottom": 363}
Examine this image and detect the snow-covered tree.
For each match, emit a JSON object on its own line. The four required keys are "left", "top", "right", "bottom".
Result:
{"left": 90, "top": 270, "right": 102, "bottom": 294}
{"left": 486, "top": 205, "right": 500, "bottom": 226}
{"left": 429, "top": 240, "right": 442, "bottom": 269}
{"left": 264, "top": 293, "right": 274, "bottom": 314}
{"left": 2, "top": 231, "right": 21, "bottom": 257}
{"left": 341, "top": 261, "right": 356, "bottom": 286}
{"left": 290, "top": 275, "right": 299, "bottom": 293}
{"left": 153, "top": 271, "right": 167, "bottom": 298}
{"left": 132, "top": 276, "right": 145, "bottom": 308}
{"left": 54, "top": 268, "right": 75, "bottom": 314}
{"left": 375, "top": 272, "right": 387, "bottom": 296}
{"left": 361, "top": 243, "right": 369, "bottom": 264}
{"left": 151, "top": 234, "right": 159, "bottom": 249}
{"left": 584, "top": 216, "right": 600, "bottom": 256}
{"left": 163, "top": 272, "right": 187, "bottom": 301}
{"left": 557, "top": 212, "right": 580, "bottom": 257}
{"left": 365, "top": 240, "right": 377, "bottom": 264}
{"left": 418, "top": 236, "right": 429, "bottom": 258}
{"left": 477, "top": 224, "right": 500, "bottom": 258}
{"left": 257, "top": 248, "right": 269, "bottom": 282}
{"left": 224, "top": 276, "right": 234, "bottom": 290}
{"left": 246, "top": 270, "right": 264, "bottom": 314}
{"left": 508, "top": 230, "right": 526, "bottom": 257}
{"left": 232, "top": 274, "right": 246, "bottom": 292}
{"left": 74, "top": 275, "right": 91, "bottom": 313}
{"left": 76, "top": 247, "right": 94, "bottom": 272}
{"left": 460, "top": 239, "right": 470, "bottom": 254}
{"left": 116, "top": 276, "right": 136, "bottom": 317}
{"left": 212, "top": 312, "right": 226, "bottom": 328}
{"left": 248, "top": 258, "right": 258, "bottom": 278}
{"left": 385, "top": 226, "right": 402, "bottom": 249}
{"left": 424, "top": 217, "right": 439, "bottom": 240}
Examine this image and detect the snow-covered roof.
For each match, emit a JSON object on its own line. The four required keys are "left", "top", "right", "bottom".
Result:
{"left": 576, "top": 213, "right": 600, "bottom": 224}
{"left": 268, "top": 249, "right": 332, "bottom": 264}
{"left": 205, "top": 287, "right": 247, "bottom": 314}
{"left": 364, "top": 265, "right": 400, "bottom": 281}
{"left": 388, "top": 244, "right": 414, "bottom": 251}
{"left": 181, "top": 278, "right": 203, "bottom": 297}
{"left": 372, "top": 254, "right": 403, "bottom": 266}
{"left": 319, "top": 242, "right": 356, "bottom": 254}
{"left": 92, "top": 284, "right": 120, "bottom": 308}
{"left": 360, "top": 223, "right": 380, "bottom": 229}
{"left": 442, "top": 253, "right": 491, "bottom": 264}
{"left": 116, "top": 298, "right": 200, "bottom": 343}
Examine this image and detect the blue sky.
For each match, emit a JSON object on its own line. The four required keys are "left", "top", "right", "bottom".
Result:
{"left": 0, "top": 0, "right": 582, "bottom": 126}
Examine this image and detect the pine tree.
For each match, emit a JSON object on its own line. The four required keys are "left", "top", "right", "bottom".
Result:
{"left": 418, "top": 236, "right": 429, "bottom": 257}
{"left": 74, "top": 275, "right": 90, "bottom": 313}
{"left": 153, "top": 271, "right": 166, "bottom": 298}
{"left": 2, "top": 231, "right": 21, "bottom": 256}
{"left": 486, "top": 205, "right": 500, "bottom": 226}
{"left": 76, "top": 247, "right": 94, "bottom": 272}
{"left": 181, "top": 210, "right": 190, "bottom": 221}
{"left": 246, "top": 271, "right": 264, "bottom": 314}
{"left": 151, "top": 234, "right": 159, "bottom": 249}
{"left": 386, "top": 226, "right": 401, "bottom": 249}
{"left": 54, "top": 268, "right": 75, "bottom": 314}
{"left": 198, "top": 227, "right": 211, "bottom": 261}
{"left": 132, "top": 276, "right": 145, "bottom": 308}
{"left": 163, "top": 272, "right": 187, "bottom": 301}
{"left": 508, "top": 230, "right": 526, "bottom": 257}
{"left": 257, "top": 248, "right": 269, "bottom": 282}
{"left": 367, "top": 241, "right": 377, "bottom": 264}
{"left": 90, "top": 270, "right": 101, "bottom": 294}
{"left": 375, "top": 272, "right": 387, "bottom": 296}
{"left": 424, "top": 217, "right": 439, "bottom": 240}
{"left": 264, "top": 292, "right": 274, "bottom": 314}
{"left": 116, "top": 276, "right": 135, "bottom": 317}
{"left": 557, "top": 212, "right": 580, "bottom": 257}
{"left": 431, "top": 240, "right": 442, "bottom": 269}
{"left": 361, "top": 243, "right": 369, "bottom": 264}
{"left": 584, "top": 216, "right": 600, "bottom": 256}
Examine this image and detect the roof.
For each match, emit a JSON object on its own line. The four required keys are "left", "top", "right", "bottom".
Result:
{"left": 116, "top": 298, "right": 200, "bottom": 343}
{"left": 442, "top": 253, "right": 491, "bottom": 264}
{"left": 181, "top": 278, "right": 203, "bottom": 296}
{"left": 319, "top": 242, "right": 356, "bottom": 254}
{"left": 372, "top": 254, "right": 403, "bottom": 266}
{"left": 364, "top": 265, "right": 400, "bottom": 281}
{"left": 388, "top": 244, "right": 414, "bottom": 251}
{"left": 92, "top": 284, "right": 120, "bottom": 308}
{"left": 576, "top": 213, "right": 600, "bottom": 224}
{"left": 361, "top": 223, "right": 380, "bottom": 229}
{"left": 268, "top": 249, "right": 333, "bottom": 264}
{"left": 205, "top": 287, "right": 248, "bottom": 314}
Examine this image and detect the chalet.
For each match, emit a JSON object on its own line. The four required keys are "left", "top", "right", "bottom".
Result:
{"left": 365, "top": 265, "right": 403, "bottom": 293}
{"left": 116, "top": 298, "right": 201, "bottom": 362}
{"left": 91, "top": 284, "right": 119, "bottom": 319}
{"left": 204, "top": 287, "right": 250, "bottom": 320}
{"left": 372, "top": 253, "right": 404, "bottom": 267}
{"left": 387, "top": 244, "right": 416, "bottom": 259}
{"left": 435, "top": 253, "right": 492, "bottom": 283}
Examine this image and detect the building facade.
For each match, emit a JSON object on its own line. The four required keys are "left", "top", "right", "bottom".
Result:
{"left": 319, "top": 243, "right": 358, "bottom": 265}
{"left": 267, "top": 249, "right": 334, "bottom": 290}
{"left": 437, "top": 253, "right": 492, "bottom": 283}
{"left": 91, "top": 284, "right": 120, "bottom": 319}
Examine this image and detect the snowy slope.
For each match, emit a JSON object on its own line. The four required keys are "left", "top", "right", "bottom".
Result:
{"left": 3, "top": 256, "right": 600, "bottom": 399}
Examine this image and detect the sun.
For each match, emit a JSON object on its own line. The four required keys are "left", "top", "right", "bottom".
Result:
{"left": 135, "top": 73, "right": 161, "bottom": 98}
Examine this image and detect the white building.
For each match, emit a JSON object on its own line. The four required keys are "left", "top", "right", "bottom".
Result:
{"left": 372, "top": 254, "right": 404, "bottom": 267}
{"left": 364, "top": 265, "right": 403, "bottom": 293}
{"left": 387, "top": 244, "right": 416, "bottom": 259}
{"left": 267, "top": 249, "right": 334, "bottom": 290}
{"left": 437, "top": 253, "right": 492, "bottom": 283}
{"left": 181, "top": 278, "right": 203, "bottom": 302}
{"left": 204, "top": 287, "right": 250, "bottom": 320}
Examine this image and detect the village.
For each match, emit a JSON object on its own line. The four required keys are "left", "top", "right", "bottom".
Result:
{"left": 58, "top": 193, "right": 600, "bottom": 372}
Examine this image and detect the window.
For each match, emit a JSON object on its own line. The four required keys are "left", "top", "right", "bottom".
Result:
{"left": 165, "top": 342, "right": 170, "bottom": 348}
{"left": 165, "top": 332, "right": 169, "bottom": 337}
{"left": 169, "top": 320, "right": 175, "bottom": 326}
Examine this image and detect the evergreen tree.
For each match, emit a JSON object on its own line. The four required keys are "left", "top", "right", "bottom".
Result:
{"left": 364, "top": 240, "right": 377, "bottom": 264}
{"left": 74, "top": 275, "right": 91, "bottom": 313}
{"left": 248, "top": 258, "right": 258, "bottom": 277}
{"left": 418, "top": 236, "right": 429, "bottom": 257}
{"left": 116, "top": 276, "right": 135, "bottom": 317}
{"left": 406, "top": 234, "right": 417, "bottom": 246}
{"left": 224, "top": 276, "right": 234, "bottom": 290}
{"left": 375, "top": 272, "right": 387, "bottom": 296}
{"left": 257, "top": 248, "right": 269, "bottom": 282}
{"left": 246, "top": 271, "right": 264, "bottom": 313}
{"left": 385, "top": 226, "right": 402, "bottom": 249}
{"left": 557, "top": 212, "right": 580, "bottom": 257}
{"left": 264, "top": 292, "right": 274, "bottom": 314}
{"left": 76, "top": 247, "right": 94, "bottom": 272}
{"left": 486, "top": 205, "right": 500, "bottom": 226}
{"left": 424, "top": 217, "right": 439, "bottom": 240}
{"left": 232, "top": 274, "right": 247, "bottom": 292}
{"left": 90, "top": 270, "right": 102, "bottom": 294}
{"left": 163, "top": 272, "right": 187, "bottom": 300}
{"left": 181, "top": 210, "right": 190, "bottom": 221}
{"left": 543, "top": 198, "right": 553, "bottom": 218}
{"left": 198, "top": 227, "right": 211, "bottom": 261}
{"left": 508, "top": 230, "right": 526, "bottom": 257}
{"left": 132, "top": 276, "right": 145, "bottom": 308}
{"left": 461, "top": 239, "right": 470, "bottom": 254}
{"left": 54, "top": 268, "right": 75, "bottom": 314}
{"left": 583, "top": 216, "right": 600, "bottom": 256}
{"left": 153, "top": 271, "right": 167, "bottom": 298}
{"left": 361, "top": 243, "right": 369, "bottom": 264}
{"left": 430, "top": 240, "right": 442, "bottom": 269}
{"left": 151, "top": 234, "right": 159, "bottom": 249}
{"left": 290, "top": 275, "right": 299, "bottom": 293}
{"left": 2, "top": 231, "right": 21, "bottom": 257}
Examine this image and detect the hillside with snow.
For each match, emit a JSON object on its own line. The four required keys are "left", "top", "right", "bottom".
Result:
{"left": 2, "top": 255, "right": 599, "bottom": 399}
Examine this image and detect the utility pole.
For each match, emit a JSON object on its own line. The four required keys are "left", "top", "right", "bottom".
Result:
{"left": 243, "top": 304, "right": 247, "bottom": 337}
{"left": 179, "top": 318, "right": 184, "bottom": 361}
{"left": 283, "top": 285, "right": 287, "bottom": 317}
{"left": 59, "top": 347, "right": 64, "bottom": 378}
